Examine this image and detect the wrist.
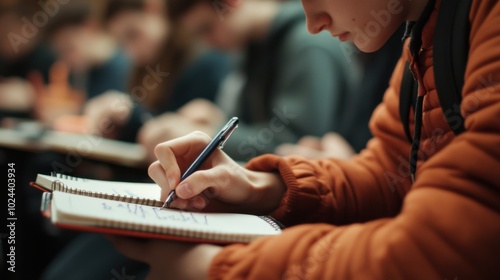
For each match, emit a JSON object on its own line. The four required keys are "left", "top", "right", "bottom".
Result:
{"left": 246, "top": 170, "right": 286, "bottom": 215}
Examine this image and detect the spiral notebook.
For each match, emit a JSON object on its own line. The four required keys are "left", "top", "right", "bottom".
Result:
{"left": 33, "top": 174, "right": 283, "bottom": 244}
{"left": 34, "top": 173, "right": 164, "bottom": 207}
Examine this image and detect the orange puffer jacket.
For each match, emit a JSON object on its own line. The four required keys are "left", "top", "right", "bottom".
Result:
{"left": 208, "top": 0, "right": 500, "bottom": 279}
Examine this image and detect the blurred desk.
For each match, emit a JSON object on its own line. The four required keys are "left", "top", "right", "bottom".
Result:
{"left": 0, "top": 128, "right": 147, "bottom": 169}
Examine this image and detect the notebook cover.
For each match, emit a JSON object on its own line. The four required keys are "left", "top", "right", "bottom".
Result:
{"left": 30, "top": 182, "right": 50, "bottom": 192}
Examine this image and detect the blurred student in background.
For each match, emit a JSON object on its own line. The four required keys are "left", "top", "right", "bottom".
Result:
{"left": 45, "top": 1, "right": 130, "bottom": 99}
{"left": 0, "top": 1, "right": 56, "bottom": 119}
{"left": 275, "top": 26, "right": 405, "bottom": 160}
{"left": 81, "top": 0, "right": 230, "bottom": 143}
{"left": 20, "top": 0, "right": 134, "bottom": 207}
{"left": 6, "top": 1, "right": 132, "bottom": 277}
{"left": 138, "top": 0, "right": 360, "bottom": 162}
{"left": 29, "top": 0, "right": 131, "bottom": 127}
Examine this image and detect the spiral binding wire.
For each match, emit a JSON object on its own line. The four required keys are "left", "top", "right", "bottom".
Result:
{"left": 258, "top": 216, "right": 284, "bottom": 231}
{"left": 50, "top": 180, "right": 163, "bottom": 207}
{"left": 51, "top": 173, "right": 85, "bottom": 181}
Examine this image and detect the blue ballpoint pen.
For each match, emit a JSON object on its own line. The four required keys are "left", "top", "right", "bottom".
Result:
{"left": 160, "top": 117, "right": 239, "bottom": 209}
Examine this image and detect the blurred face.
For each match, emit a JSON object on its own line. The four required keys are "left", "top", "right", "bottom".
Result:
{"left": 301, "top": 0, "right": 407, "bottom": 52}
{"left": 108, "top": 10, "right": 168, "bottom": 65}
{"left": 179, "top": 3, "right": 246, "bottom": 51}
{"left": 50, "top": 25, "right": 91, "bottom": 71}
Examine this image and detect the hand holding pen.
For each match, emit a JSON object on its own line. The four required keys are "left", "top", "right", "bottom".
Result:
{"left": 148, "top": 117, "right": 286, "bottom": 213}
{"left": 161, "top": 117, "right": 239, "bottom": 209}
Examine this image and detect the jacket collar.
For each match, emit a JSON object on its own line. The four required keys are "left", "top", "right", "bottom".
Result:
{"left": 404, "top": 0, "right": 437, "bottom": 58}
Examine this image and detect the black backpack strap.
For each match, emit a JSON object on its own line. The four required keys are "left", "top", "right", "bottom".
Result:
{"left": 433, "top": 0, "right": 472, "bottom": 135}
{"left": 399, "top": 62, "right": 418, "bottom": 143}
{"left": 398, "top": 0, "right": 435, "bottom": 144}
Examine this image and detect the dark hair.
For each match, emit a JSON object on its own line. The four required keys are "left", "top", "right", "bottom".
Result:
{"left": 166, "top": 0, "right": 212, "bottom": 22}
{"left": 44, "top": 1, "right": 92, "bottom": 36}
{"left": 129, "top": 29, "right": 195, "bottom": 111}
{"left": 102, "top": 0, "right": 196, "bottom": 110}
{"left": 103, "top": 0, "right": 145, "bottom": 23}
{"left": 0, "top": 0, "right": 37, "bottom": 18}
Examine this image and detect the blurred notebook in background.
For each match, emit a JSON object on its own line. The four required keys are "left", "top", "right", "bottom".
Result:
{"left": 32, "top": 173, "right": 283, "bottom": 244}
{"left": 0, "top": 119, "right": 146, "bottom": 168}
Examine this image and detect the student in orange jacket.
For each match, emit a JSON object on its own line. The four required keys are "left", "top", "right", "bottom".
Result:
{"left": 111, "top": 0, "right": 500, "bottom": 279}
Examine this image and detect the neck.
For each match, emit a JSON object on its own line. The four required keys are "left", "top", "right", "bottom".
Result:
{"left": 242, "top": 1, "right": 279, "bottom": 42}
{"left": 406, "top": 0, "right": 430, "bottom": 21}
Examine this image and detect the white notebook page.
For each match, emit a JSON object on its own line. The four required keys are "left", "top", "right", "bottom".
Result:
{"left": 52, "top": 191, "right": 280, "bottom": 236}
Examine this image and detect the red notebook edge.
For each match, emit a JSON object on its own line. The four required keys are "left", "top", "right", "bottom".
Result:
{"left": 29, "top": 182, "right": 50, "bottom": 192}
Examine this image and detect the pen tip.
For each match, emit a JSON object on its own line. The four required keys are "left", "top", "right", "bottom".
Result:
{"left": 160, "top": 191, "right": 176, "bottom": 210}
{"left": 160, "top": 200, "right": 168, "bottom": 210}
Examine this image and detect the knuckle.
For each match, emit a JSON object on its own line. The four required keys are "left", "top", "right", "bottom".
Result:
{"left": 191, "top": 131, "right": 211, "bottom": 143}
{"left": 215, "top": 165, "right": 232, "bottom": 186}
{"left": 147, "top": 162, "right": 160, "bottom": 179}
{"left": 195, "top": 171, "right": 210, "bottom": 186}
{"left": 203, "top": 187, "right": 218, "bottom": 199}
{"left": 153, "top": 142, "right": 168, "bottom": 157}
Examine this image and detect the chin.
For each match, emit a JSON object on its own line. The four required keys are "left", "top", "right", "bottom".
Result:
{"left": 355, "top": 42, "right": 384, "bottom": 53}
{"left": 351, "top": 29, "right": 393, "bottom": 53}
{"left": 356, "top": 45, "right": 382, "bottom": 53}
